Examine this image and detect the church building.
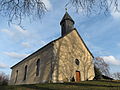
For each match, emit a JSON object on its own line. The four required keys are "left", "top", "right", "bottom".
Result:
{"left": 9, "top": 12, "right": 95, "bottom": 85}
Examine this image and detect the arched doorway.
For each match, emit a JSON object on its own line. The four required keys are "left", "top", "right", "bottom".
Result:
{"left": 76, "top": 71, "right": 81, "bottom": 82}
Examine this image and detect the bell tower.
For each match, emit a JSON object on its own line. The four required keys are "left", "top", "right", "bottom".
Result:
{"left": 60, "top": 10, "right": 75, "bottom": 36}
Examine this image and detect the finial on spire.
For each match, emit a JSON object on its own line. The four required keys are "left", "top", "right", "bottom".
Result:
{"left": 65, "top": 8, "right": 67, "bottom": 12}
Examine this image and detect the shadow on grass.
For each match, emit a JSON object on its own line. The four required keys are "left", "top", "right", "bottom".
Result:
{"left": 95, "top": 80, "right": 120, "bottom": 84}
{"left": 3, "top": 80, "right": 120, "bottom": 90}
{"left": 59, "top": 81, "right": 120, "bottom": 88}
{"left": 20, "top": 80, "right": 120, "bottom": 89}
{"left": 20, "top": 84, "right": 53, "bottom": 90}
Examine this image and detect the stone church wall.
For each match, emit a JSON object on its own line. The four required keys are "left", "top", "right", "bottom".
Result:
{"left": 9, "top": 43, "right": 54, "bottom": 85}
{"left": 53, "top": 29, "right": 95, "bottom": 82}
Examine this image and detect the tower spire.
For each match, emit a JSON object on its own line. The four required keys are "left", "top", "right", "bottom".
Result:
{"left": 60, "top": 11, "right": 75, "bottom": 36}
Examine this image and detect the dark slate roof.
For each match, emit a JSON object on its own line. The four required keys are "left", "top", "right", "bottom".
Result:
{"left": 102, "top": 75, "right": 114, "bottom": 80}
{"left": 11, "top": 29, "right": 94, "bottom": 69}
{"left": 60, "top": 12, "right": 75, "bottom": 25}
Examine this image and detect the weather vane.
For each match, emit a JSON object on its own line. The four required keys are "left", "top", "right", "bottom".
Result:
{"left": 65, "top": 8, "right": 67, "bottom": 12}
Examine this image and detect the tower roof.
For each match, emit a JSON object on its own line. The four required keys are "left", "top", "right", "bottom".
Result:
{"left": 60, "top": 12, "right": 75, "bottom": 25}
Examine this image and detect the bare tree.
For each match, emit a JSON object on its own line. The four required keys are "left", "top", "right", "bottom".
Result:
{"left": 0, "top": 0, "right": 47, "bottom": 25}
{"left": 0, "top": 72, "right": 9, "bottom": 85}
{"left": 68, "top": 0, "right": 120, "bottom": 15}
{"left": 94, "top": 57, "right": 110, "bottom": 77}
{"left": 0, "top": 0, "right": 120, "bottom": 25}
{"left": 112, "top": 72, "right": 120, "bottom": 80}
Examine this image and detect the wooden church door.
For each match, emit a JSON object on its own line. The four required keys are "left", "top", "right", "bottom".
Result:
{"left": 76, "top": 71, "right": 81, "bottom": 82}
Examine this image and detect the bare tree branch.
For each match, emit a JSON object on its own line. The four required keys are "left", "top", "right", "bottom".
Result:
{"left": 112, "top": 72, "right": 120, "bottom": 80}
{"left": 0, "top": 0, "right": 120, "bottom": 25}
{"left": 0, "top": 0, "right": 47, "bottom": 25}
{"left": 94, "top": 57, "right": 110, "bottom": 77}
{"left": 68, "top": 0, "right": 120, "bottom": 15}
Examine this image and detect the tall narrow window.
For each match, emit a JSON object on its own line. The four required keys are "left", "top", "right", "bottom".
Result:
{"left": 23, "top": 65, "right": 27, "bottom": 80}
{"left": 36, "top": 59, "right": 40, "bottom": 76}
{"left": 15, "top": 70, "right": 18, "bottom": 83}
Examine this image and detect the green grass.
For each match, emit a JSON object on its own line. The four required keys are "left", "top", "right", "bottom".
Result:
{"left": 1, "top": 80, "right": 120, "bottom": 90}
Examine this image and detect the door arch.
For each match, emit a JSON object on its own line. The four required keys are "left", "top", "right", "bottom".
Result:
{"left": 76, "top": 71, "right": 81, "bottom": 82}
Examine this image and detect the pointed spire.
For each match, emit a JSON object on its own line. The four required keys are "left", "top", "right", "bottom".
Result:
{"left": 60, "top": 11, "right": 74, "bottom": 25}
{"left": 60, "top": 10, "right": 75, "bottom": 36}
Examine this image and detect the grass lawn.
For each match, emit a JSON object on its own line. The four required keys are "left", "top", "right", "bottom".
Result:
{"left": 1, "top": 80, "right": 120, "bottom": 90}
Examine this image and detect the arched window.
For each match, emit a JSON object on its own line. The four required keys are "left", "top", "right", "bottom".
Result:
{"left": 23, "top": 65, "right": 27, "bottom": 80}
{"left": 15, "top": 70, "right": 18, "bottom": 83}
{"left": 36, "top": 59, "right": 40, "bottom": 76}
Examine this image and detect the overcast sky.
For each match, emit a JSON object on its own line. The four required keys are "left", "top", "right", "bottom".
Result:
{"left": 0, "top": 0, "right": 120, "bottom": 75}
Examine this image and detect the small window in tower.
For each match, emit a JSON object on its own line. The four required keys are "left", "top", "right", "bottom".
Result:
{"left": 75, "top": 59, "right": 80, "bottom": 65}
{"left": 36, "top": 59, "right": 40, "bottom": 76}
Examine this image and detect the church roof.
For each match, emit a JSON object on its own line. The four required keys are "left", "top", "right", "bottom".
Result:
{"left": 60, "top": 12, "right": 75, "bottom": 25}
{"left": 11, "top": 29, "right": 94, "bottom": 69}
